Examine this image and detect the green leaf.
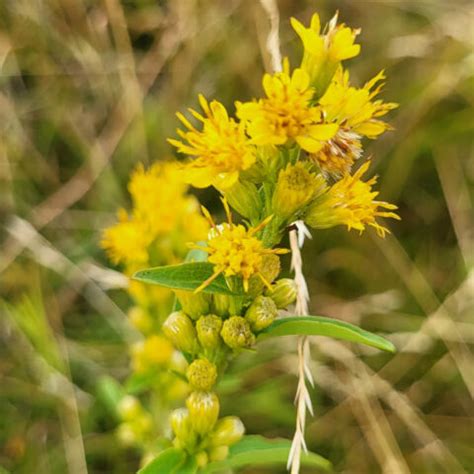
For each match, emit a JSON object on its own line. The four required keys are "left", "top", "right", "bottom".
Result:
{"left": 138, "top": 448, "right": 185, "bottom": 474}
{"left": 202, "top": 435, "right": 331, "bottom": 473}
{"left": 258, "top": 316, "right": 395, "bottom": 352}
{"left": 133, "top": 262, "right": 239, "bottom": 296}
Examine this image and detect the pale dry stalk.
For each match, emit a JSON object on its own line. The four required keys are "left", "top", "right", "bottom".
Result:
{"left": 287, "top": 226, "right": 314, "bottom": 474}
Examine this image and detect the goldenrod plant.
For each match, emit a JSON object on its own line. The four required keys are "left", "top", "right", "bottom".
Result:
{"left": 106, "top": 11, "right": 399, "bottom": 474}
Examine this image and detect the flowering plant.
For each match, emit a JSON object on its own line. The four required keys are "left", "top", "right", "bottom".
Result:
{"left": 103, "top": 11, "right": 398, "bottom": 474}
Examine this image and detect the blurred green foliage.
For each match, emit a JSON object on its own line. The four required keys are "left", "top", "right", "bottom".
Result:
{"left": 1, "top": 0, "right": 473, "bottom": 473}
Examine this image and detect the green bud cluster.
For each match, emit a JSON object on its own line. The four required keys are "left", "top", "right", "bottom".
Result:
{"left": 170, "top": 391, "right": 245, "bottom": 466}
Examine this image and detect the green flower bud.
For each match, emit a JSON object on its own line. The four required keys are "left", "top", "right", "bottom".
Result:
{"left": 163, "top": 311, "right": 198, "bottom": 354}
{"left": 247, "top": 253, "right": 281, "bottom": 297}
{"left": 209, "top": 445, "right": 229, "bottom": 462}
{"left": 209, "top": 416, "right": 245, "bottom": 447}
{"left": 221, "top": 180, "right": 262, "bottom": 222}
{"left": 212, "top": 294, "right": 231, "bottom": 317}
{"left": 170, "top": 408, "right": 197, "bottom": 448}
{"left": 221, "top": 316, "right": 256, "bottom": 349}
{"left": 117, "top": 395, "right": 142, "bottom": 421}
{"left": 265, "top": 278, "right": 297, "bottom": 309}
{"left": 245, "top": 295, "right": 278, "bottom": 331}
{"left": 174, "top": 290, "right": 210, "bottom": 320}
{"left": 186, "top": 391, "right": 220, "bottom": 435}
{"left": 196, "top": 314, "right": 223, "bottom": 349}
{"left": 186, "top": 359, "right": 218, "bottom": 391}
{"left": 272, "top": 163, "right": 325, "bottom": 220}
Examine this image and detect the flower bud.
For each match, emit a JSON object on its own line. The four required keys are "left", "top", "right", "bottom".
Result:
{"left": 209, "top": 416, "right": 245, "bottom": 447}
{"left": 209, "top": 445, "right": 229, "bottom": 462}
{"left": 186, "top": 359, "right": 218, "bottom": 391}
{"left": 170, "top": 408, "right": 196, "bottom": 448}
{"left": 196, "top": 314, "right": 223, "bottom": 349}
{"left": 272, "top": 163, "right": 326, "bottom": 220}
{"left": 247, "top": 253, "right": 281, "bottom": 297}
{"left": 265, "top": 278, "right": 297, "bottom": 308}
{"left": 245, "top": 295, "right": 278, "bottom": 332}
{"left": 221, "top": 180, "right": 262, "bottom": 221}
{"left": 174, "top": 290, "right": 210, "bottom": 320}
{"left": 211, "top": 294, "right": 231, "bottom": 317}
{"left": 163, "top": 311, "right": 198, "bottom": 354}
{"left": 221, "top": 316, "right": 256, "bottom": 349}
{"left": 186, "top": 391, "right": 220, "bottom": 435}
{"left": 117, "top": 395, "right": 142, "bottom": 421}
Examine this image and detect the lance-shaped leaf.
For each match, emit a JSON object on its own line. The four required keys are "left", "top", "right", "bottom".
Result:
{"left": 258, "top": 316, "right": 395, "bottom": 352}
{"left": 133, "top": 262, "right": 239, "bottom": 296}
{"left": 138, "top": 448, "right": 187, "bottom": 474}
{"left": 202, "top": 435, "right": 331, "bottom": 473}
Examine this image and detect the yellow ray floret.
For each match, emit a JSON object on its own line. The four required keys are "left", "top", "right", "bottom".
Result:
{"left": 320, "top": 69, "right": 398, "bottom": 139}
{"left": 290, "top": 12, "right": 360, "bottom": 96}
{"left": 305, "top": 161, "right": 400, "bottom": 237}
{"left": 194, "top": 200, "right": 288, "bottom": 293}
{"left": 168, "top": 95, "right": 256, "bottom": 189}
{"left": 291, "top": 12, "right": 360, "bottom": 63}
{"left": 236, "top": 67, "right": 338, "bottom": 153}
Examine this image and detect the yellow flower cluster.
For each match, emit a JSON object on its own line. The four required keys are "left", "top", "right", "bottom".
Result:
{"left": 168, "top": 12, "right": 399, "bottom": 237}
{"left": 195, "top": 201, "right": 288, "bottom": 292}
{"left": 168, "top": 95, "right": 256, "bottom": 189}
{"left": 306, "top": 161, "right": 400, "bottom": 236}
{"left": 237, "top": 66, "right": 338, "bottom": 153}
{"left": 102, "top": 161, "right": 208, "bottom": 269}
{"left": 102, "top": 10, "right": 401, "bottom": 470}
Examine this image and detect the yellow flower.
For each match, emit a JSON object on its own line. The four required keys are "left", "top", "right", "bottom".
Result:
{"left": 129, "top": 162, "right": 188, "bottom": 235}
{"left": 320, "top": 69, "right": 397, "bottom": 139}
{"left": 291, "top": 12, "right": 360, "bottom": 96}
{"left": 305, "top": 161, "right": 400, "bottom": 237}
{"left": 168, "top": 95, "right": 256, "bottom": 189}
{"left": 236, "top": 67, "right": 338, "bottom": 153}
{"left": 194, "top": 200, "right": 288, "bottom": 292}
{"left": 102, "top": 161, "right": 209, "bottom": 268}
{"left": 272, "top": 162, "right": 327, "bottom": 219}
{"left": 101, "top": 210, "right": 151, "bottom": 265}
{"left": 313, "top": 69, "right": 397, "bottom": 176}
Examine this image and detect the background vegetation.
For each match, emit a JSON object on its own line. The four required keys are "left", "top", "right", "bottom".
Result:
{"left": 1, "top": 0, "right": 473, "bottom": 472}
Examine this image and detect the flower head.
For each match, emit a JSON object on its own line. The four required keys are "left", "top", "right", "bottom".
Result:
{"left": 272, "top": 162, "right": 327, "bottom": 219}
{"left": 291, "top": 12, "right": 360, "bottom": 96}
{"left": 101, "top": 209, "right": 151, "bottom": 265}
{"left": 305, "top": 161, "right": 400, "bottom": 237}
{"left": 320, "top": 69, "right": 398, "bottom": 139}
{"left": 194, "top": 200, "right": 288, "bottom": 293}
{"left": 236, "top": 67, "right": 338, "bottom": 154}
{"left": 102, "top": 162, "right": 208, "bottom": 269}
{"left": 168, "top": 95, "right": 256, "bottom": 189}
